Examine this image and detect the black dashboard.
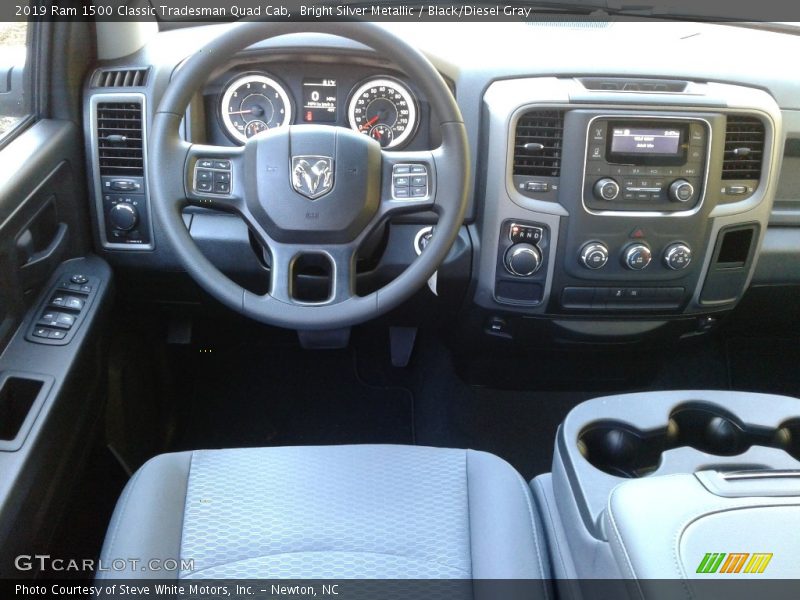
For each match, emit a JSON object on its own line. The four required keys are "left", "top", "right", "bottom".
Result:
{"left": 82, "top": 21, "right": 800, "bottom": 340}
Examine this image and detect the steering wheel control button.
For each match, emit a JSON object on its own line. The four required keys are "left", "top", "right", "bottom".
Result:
{"left": 194, "top": 158, "right": 233, "bottom": 196}
{"left": 624, "top": 243, "right": 653, "bottom": 270}
{"left": 579, "top": 242, "right": 609, "bottom": 270}
{"left": 393, "top": 164, "right": 428, "bottom": 200}
{"left": 669, "top": 179, "right": 695, "bottom": 203}
{"left": 664, "top": 243, "right": 693, "bottom": 270}
{"left": 505, "top": 243, "right": 542, "bottom": 277}
{"left": 594, "top": 178, "right": 620, "bottom": 201}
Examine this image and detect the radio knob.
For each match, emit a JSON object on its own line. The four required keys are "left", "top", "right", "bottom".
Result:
{"left": 668, "top": 179, "right": 695, "bottom": 203}
{"left": 623, "top": 243, "right": 652, "bottom": 271}
{"left": 505, "top": 243, "right": 542, "bottom": 277}
{"left": 594, "top": 178, "right": 621, "bottom": 201}
{"left": 579, "top": 242, "right": 609, "bottom": 270}
{"left": 109, "top": 203, "right": 138, "bottom": 231}
{"left": 664, "top": 243, "right": 692, "bottom": 270}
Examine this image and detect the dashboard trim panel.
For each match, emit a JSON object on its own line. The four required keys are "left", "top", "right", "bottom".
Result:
{"left": 88, "top": 92, "right": 154, "bottom": 251}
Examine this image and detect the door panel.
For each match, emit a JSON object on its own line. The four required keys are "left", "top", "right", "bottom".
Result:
{"left": 0, "top": 119, "right": 90, "bottom": 351}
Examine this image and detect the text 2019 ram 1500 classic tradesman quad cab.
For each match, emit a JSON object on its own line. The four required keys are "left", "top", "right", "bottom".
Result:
{"left": 0, "top": 7, "right": 800, "bottom": 598}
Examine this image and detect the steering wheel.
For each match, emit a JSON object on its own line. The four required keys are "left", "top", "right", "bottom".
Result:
{"left": 149, "top": 22, "right": 469, "bottom": 330}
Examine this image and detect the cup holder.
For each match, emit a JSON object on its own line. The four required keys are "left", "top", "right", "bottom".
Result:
{"left": 578, "top": 402, "right": 800, "bottom": 478}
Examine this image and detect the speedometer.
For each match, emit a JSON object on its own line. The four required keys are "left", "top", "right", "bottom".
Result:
{"left": 347, "top": 77, "right": 418, "bottom": 149}
{"left": 220, "top": 73, "right": 292, "bottom": 144}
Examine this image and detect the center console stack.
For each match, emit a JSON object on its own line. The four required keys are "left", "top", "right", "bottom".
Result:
{"left": 475, "top": 78, "right": 782, "bottom": 332}
{"left": 532, "top": 390, "right": 800, "bottom": 587}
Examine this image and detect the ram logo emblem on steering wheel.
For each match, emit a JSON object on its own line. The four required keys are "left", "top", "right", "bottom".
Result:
{"left": 291, "top": 156, "right": 334, "bottom": 200}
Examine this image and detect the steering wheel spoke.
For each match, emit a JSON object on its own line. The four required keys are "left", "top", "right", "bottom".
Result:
{"left": 185, "top": 144, "right": 245, "bottom": 212}
{"left": 267, "top": 240, "right": 357, "bottom": 306}
{"left": 379, "top": 149, "right": 437, "bottom": 216}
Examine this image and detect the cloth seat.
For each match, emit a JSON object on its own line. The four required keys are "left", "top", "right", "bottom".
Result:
{"left": 98, "top": 445, "right": 550, "bottom": 583}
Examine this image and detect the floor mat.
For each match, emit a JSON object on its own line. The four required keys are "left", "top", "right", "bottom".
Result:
{"left": 350, "top": 331, "right": 592, "bottom": 479}
{"left": 170, "top": 325, "right": 414, "bottom": 451}
{"left": 727, "top": 337, "right": 800, "bottom": 397}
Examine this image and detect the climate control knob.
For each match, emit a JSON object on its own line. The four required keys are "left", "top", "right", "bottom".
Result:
{"left": 623, "top": 243, "right": 652, "bottom": 270}
{"left": 505, "top": 243, "right": 542, "bottom": 277}
{"left": 668, "top": 179, "right": 695, "bottom": 203}
{"left": 594, "top": 178, "right": 621, "bottom": 201}
{"left": 109, "top": 203, "right": 138, "bottom": 231}
{"left": 579, "top": 242, "right": 609, "bottom": 270}
{"left": 663, "top": 243, "right": 692, "bottom": 270}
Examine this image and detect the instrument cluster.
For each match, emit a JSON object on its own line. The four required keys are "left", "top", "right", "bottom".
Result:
{"left": 213, "top": 65, "right": 422, "bottom": 150}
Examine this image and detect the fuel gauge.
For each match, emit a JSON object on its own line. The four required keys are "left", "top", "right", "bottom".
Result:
{"left": 245, "top": 120, "right": 269, "bottom": 138}
{"left": 369, "top": 124, "right": 394, "bottom": 147}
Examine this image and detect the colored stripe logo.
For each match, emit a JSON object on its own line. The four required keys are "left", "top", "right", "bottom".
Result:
{"left": 696, "top": 553, "right": 773, "bottom": 574}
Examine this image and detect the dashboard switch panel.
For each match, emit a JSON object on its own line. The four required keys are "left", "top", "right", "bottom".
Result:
{"left": 101, "top": 180, "right": 150, "bottom": 246}
{"left": 26, "top": 275, "right": 101, "bottom": 346}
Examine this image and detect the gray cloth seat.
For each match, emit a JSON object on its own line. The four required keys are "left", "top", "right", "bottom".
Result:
{"left": 98, "top": 445, "right": 550, "bottom": 581}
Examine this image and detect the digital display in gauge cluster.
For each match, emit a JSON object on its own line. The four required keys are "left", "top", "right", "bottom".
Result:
{"left": 302, "top": 78, "right": 337, "bottom": 123}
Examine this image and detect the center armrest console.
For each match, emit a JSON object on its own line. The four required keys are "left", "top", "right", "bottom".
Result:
{"left": 531, "top": 390, "right": 800, "bottom": 587}
{"left": 607, "top": 470, "right": 800, "bottom": 581}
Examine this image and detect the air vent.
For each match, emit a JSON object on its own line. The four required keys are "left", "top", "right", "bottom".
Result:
{"left": 722, "top": 115, "right": 765, "bottom": 180}
{"left": 96, "top": 101, "right": 144, "bottom": 177}
{"left": 92, "top": 68, "right": 149, "bottom": 88}
{"left": 513, "top": 110, "right": 564, "bottom": 177}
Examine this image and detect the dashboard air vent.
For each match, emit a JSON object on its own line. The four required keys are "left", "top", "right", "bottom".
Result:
{"left": 578, "top": 78, "right": 688, "bottom": 93}
{"left": 92, "top": 68, "right": 149, "bottom": 88}
{"left": 513, "top": 110, "right": 564, "bottom": 177}
{"left": 722, "top": 115, "right": 765, "bottom": 180}
{"left": 95, "top": 101, "right": 144, "bottom": 177}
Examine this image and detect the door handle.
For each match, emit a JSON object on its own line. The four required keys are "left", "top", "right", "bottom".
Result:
{"left": 17, "top": 222, "right": 69, "bottom": 292}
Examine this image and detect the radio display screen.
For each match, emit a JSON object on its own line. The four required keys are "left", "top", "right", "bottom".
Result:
{"left": 606, "top": 121, "right": 688, "bottom": 165}
{"left": 611, "top": 127, "right": 681, "bottom": 155}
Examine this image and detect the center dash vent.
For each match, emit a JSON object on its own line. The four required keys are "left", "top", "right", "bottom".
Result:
{"left": 722, "top": 115, "right": 765, "bottom": 180}
{"left": 95, "top": 101, "right": 144, "bottom": 177}
{"left": 513, "top": 110, "right": 564, "bottom": 177}
{"left": 92, "top": 68, "right": 149, "bottom": 88}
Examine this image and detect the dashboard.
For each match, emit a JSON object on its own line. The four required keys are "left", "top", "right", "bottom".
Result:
{"left": 82, "top": 21, "right": 800, "bottom": 338}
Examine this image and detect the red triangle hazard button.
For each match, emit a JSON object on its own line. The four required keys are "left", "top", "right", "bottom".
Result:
{"left": 630, "top": 228, "right": 645, "bottom": 239}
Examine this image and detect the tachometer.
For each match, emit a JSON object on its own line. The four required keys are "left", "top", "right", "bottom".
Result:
{"left": 220, "top": 73, "right": 292, "bottom": 144}
{"left": 347, "top": 77, "right": 418, "bottom": 149}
